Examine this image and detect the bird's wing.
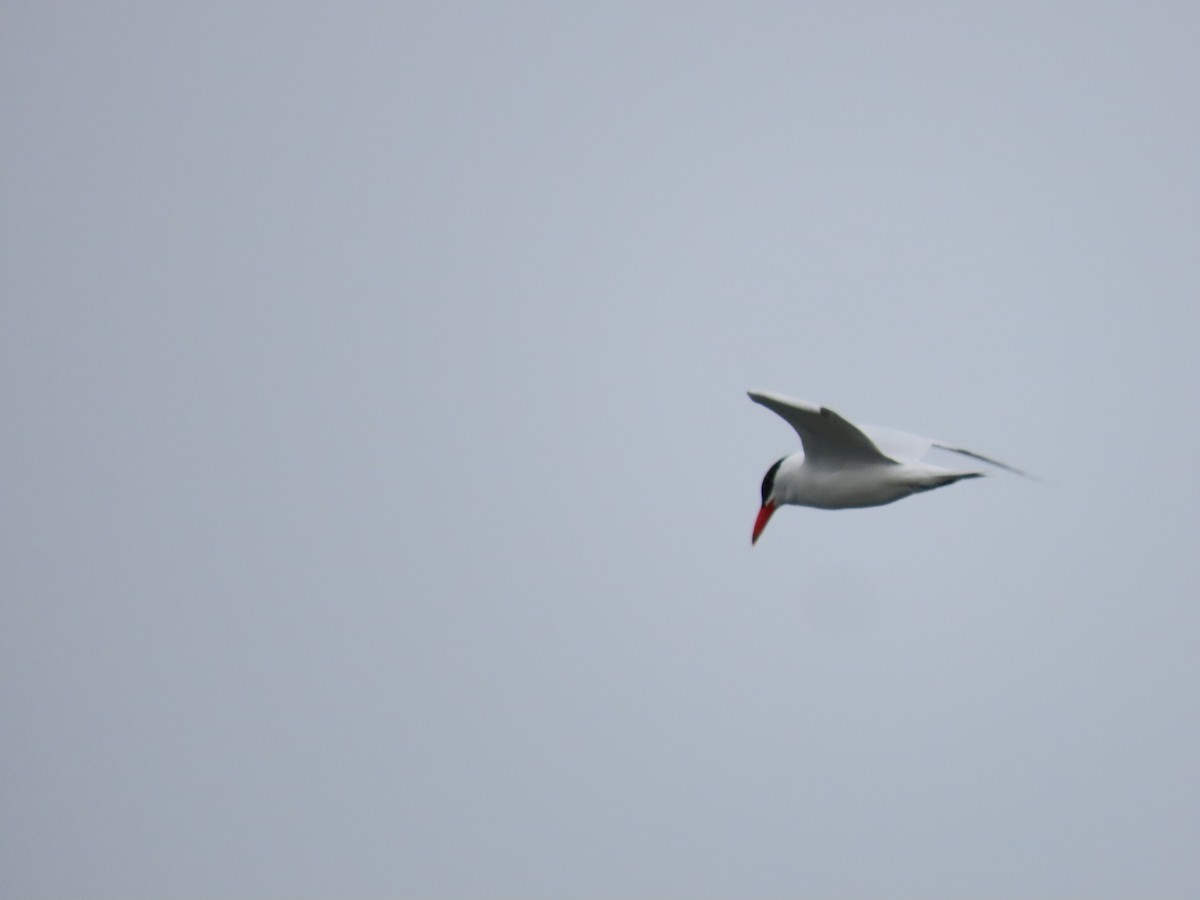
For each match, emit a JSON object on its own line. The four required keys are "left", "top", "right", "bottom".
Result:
{"left": 748, "top": 390, "right": 893, "bottom": 466}
{"left": 861, "top": 423, "right": 1039, "bottom": 480}
{"left": 930, "top": 441, "right": 1039, "bottom": 479}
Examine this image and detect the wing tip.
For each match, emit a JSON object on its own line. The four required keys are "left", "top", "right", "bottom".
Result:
{"left": 933, "top": 442, "right": 1042, "bottom": 482}
{"left": 746, "top": 389, "right": 818, "bottom": 411}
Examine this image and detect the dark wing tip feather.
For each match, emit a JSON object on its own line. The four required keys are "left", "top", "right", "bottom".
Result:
{"left": 934, "top": 443, "right": 1043, "bottom": 482}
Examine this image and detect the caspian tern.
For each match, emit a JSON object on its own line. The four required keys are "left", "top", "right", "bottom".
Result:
{"left": 749, "top": 390, "right": 1033, "bottom": 544}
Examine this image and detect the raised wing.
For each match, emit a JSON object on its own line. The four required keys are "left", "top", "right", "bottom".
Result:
{"left": 748, "top": 390, "right": 894, "bottom": 467}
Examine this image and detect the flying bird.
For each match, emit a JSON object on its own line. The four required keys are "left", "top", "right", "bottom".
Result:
{"left": 749, "top": 390, "right": 1034, "bottom": 544}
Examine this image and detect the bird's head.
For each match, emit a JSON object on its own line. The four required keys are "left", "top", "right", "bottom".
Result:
{"left": 752, "top": 457, "right": 786, "bottom": 545}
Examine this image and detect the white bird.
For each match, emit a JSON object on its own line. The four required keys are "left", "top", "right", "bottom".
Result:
{"left": 749, "top": 390, "right": 1034, "bottom": 544}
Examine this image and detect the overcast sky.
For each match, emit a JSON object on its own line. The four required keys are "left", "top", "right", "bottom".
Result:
{"left": 4, "top": 3, "right": 1200, "bottom": 898}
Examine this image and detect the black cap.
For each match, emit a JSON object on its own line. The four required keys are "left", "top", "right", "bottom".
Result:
{"left": 760, "top": 457, "right": 785, "bottom": 505}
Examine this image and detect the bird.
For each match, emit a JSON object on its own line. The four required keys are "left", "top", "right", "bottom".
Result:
{"left": 748, "top": 390, "right": 1034, "bottom": 544}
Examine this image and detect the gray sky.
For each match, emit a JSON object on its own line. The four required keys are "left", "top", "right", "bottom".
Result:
{"left": 4, "top": 3, "right": 1199, "bottom": 897}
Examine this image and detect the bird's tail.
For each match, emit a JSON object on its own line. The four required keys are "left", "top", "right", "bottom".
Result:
{"left": 908, "top": 471, "right": 984, "bottom": 495}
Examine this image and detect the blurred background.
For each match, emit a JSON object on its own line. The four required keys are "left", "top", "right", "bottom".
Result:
{"left": 4, "top": 3, "right": 1199, "bottom": 897}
